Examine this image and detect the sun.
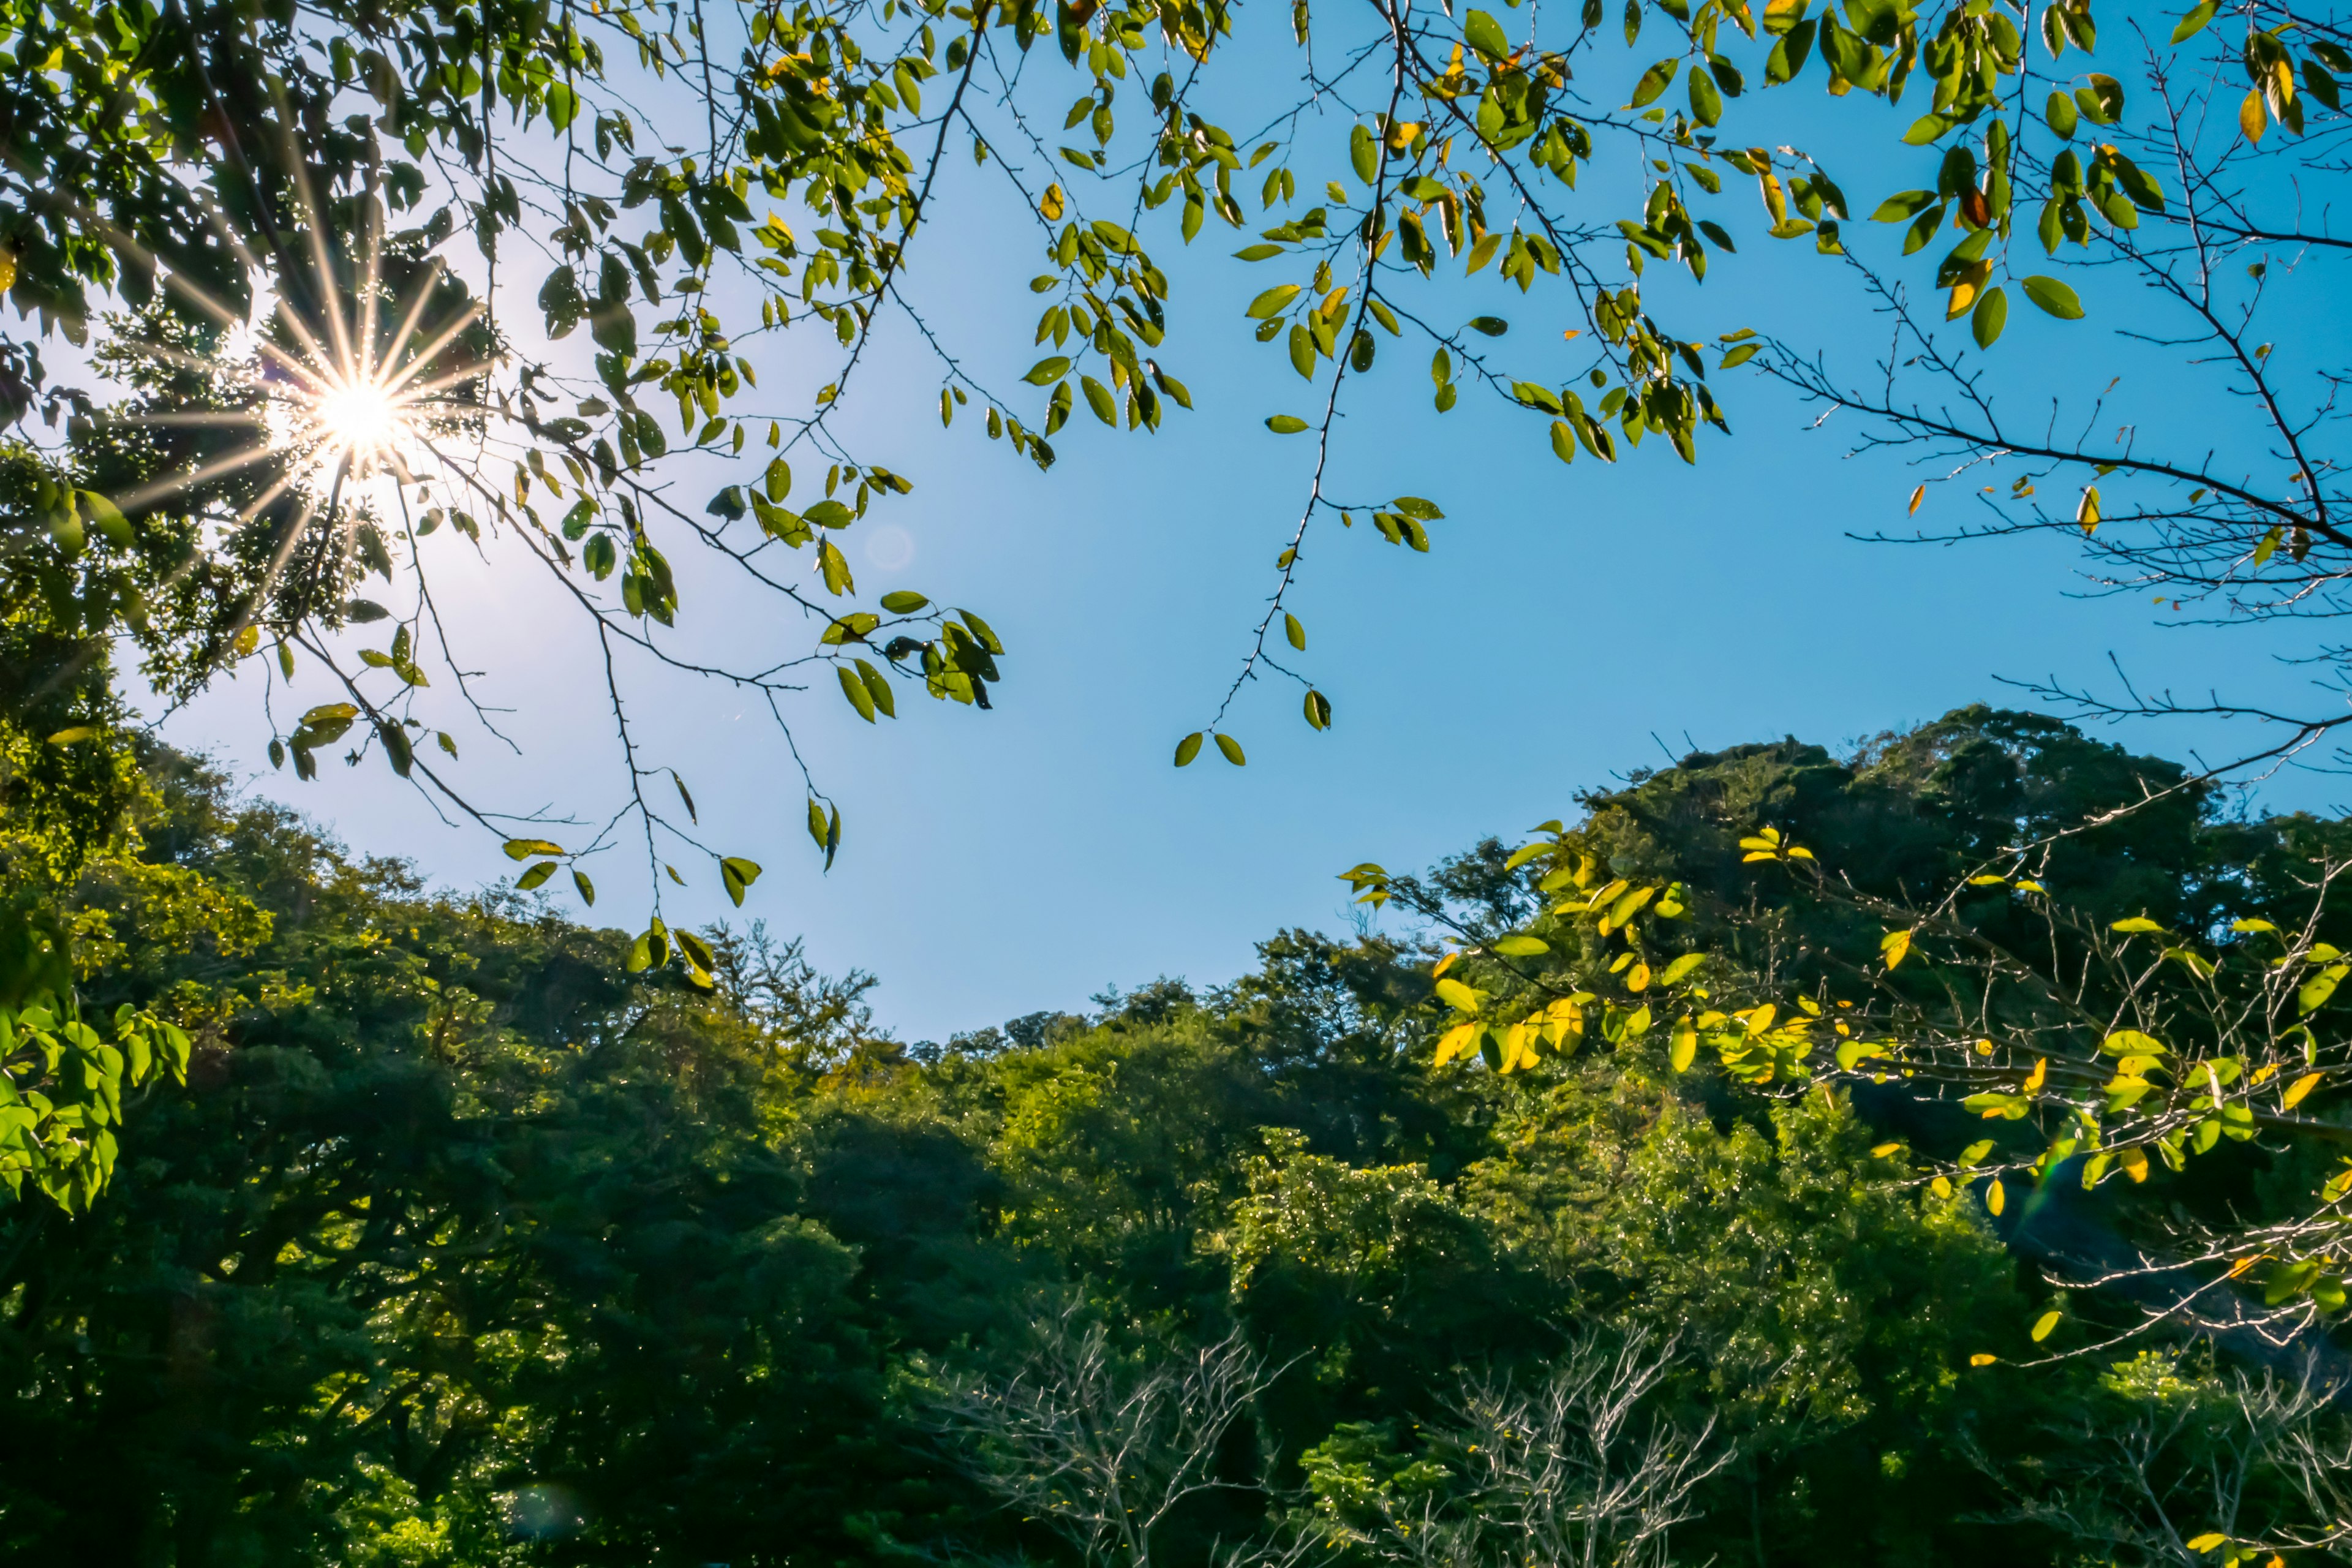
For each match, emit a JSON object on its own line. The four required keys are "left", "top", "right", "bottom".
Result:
{"left": 307, "top": 374, "right": 412, "bottom": 473}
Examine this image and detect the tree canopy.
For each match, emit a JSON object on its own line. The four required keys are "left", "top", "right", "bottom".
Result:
{"left": 8, "top": 0, "right": 2345, "bottom": 933}
{"left": 7, "top": 715, "right": 2352, "bottom": 1564}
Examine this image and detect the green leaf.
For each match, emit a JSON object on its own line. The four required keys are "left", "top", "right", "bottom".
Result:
{"left": 958, "top": 609, "right": 1005, "bottom": 654}
{"left": 1393, "top": 496, "right": 1444, "bottom": 520}
{"left": 77, "top": 489, "right": 131, "bottom": 547}
{"left": 503, "top": 837, "right": 565, "bottom": 860}
{"left": 838, "top": 665, "right": 878, "bottom": 722}
{"left": 1688, "top": 67, "right": 1722, "bottom": 126}
{"left": 2021, "top": 275, "right": 2084, "bottom": 319}
{"left": 1466, "top": 315, "right": 1509, "bottom": 337}
{"left": 1247, "top": 284, "right": 1303, "bottom": 318}
{"left": 1971, "top": 285, "right": 2008, "bottom": 349}
{"left": 720, "top": 856, "right": 762, "bottom": 907}
{"left": 857, "top": 658, "right": 895, "bottom": 718}
{"left": 2111, "top": 916, "right": 2165, "bottom": 933}
{"left": 2301, "top": 962, "right": 2348, "bottom": 1015}
{"left": 1492, "top": 935, "right": 1550, "bottom": 956}
{"left": 880, "top": 590, "right": 929, "bottom": 612}
{"left": 1659, "top": 952, "right": 1706, "bottom": 985}
{"left": 1629, "top": 58, "right": 1679, "bottom": 108}
{"left": 1463, "top": 7, "right": 1512, "bottom": 59}
{"left": 2045, "top": 90, "right": 2078, "bottom": 138}
{"left": 1023, "top": 356, "right": 1072, "bottom": 384}
{"left": 1870, "top": 189, "right": 1937, "bottom": 222}
{"left": 1266, "top": 415, "right": 1310, "bottom": 433}
{"left": 516, "top": 859, "right": 559, "bottom": 891}
{"left": 1214, "top": 732, "right": 1246, "bottom": 766}
{"left": 572, "top": 869, "right": 596, "bottom": 907}
{"left": 1235, "top": 243, "right": 1284, "bottom": 260}
{"left": 1175, "top": 731, "right": 1205, "bottom": 766}
{"left": 1284, "top": 612, "right": 1306, "bottom": 650}
{"left": 1550, "top": 420, "right": 1578, "bottom": 464}
{"left": 1082, "top": 375, "right": 1117, "bottom": 424}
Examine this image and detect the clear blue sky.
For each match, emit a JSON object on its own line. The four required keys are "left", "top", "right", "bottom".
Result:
{"left": 159, "top": 20, "right": 2346, "bottom": 1042}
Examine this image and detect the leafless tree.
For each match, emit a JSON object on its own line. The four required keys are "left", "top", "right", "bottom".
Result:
{"left": 1972, "top": 1357, "right": 2352, "bottom": 1564}
{"left": 1280, "top": 1331, "right": 1724, "bottom": 1568}
{"left": 1439, "top": 1333, "right": 1729, "bottom": 1568}
{"left": 928, "top": 1310, "right": 1281, "bottom": 1568}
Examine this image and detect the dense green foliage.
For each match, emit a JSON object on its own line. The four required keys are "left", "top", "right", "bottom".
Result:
{"left": 10, "top": 710, "right": 2352, "bottom": 1565}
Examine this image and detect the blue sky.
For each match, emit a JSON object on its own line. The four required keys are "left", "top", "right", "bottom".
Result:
{"left": 157, "top": 15, "right": 2347, "bottom": 1042}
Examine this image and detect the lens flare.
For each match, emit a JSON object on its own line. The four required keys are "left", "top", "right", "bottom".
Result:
{"left": 303, "top": 371, "right": 418, "bottom": 475}
{"left": 308, "top": 376, "right": 410, "bottom": 471}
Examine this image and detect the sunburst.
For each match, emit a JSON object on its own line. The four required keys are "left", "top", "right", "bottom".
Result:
{"left": 105, "top": 195, "right": 485, "bottom": 527}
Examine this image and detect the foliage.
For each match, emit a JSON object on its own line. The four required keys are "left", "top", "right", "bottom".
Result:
{"left": 1365, "top": 707, "right": 2352, "bottom": 1428}
{"left": 18, "top": 722, "right": 2335, "bottom": 1563}
{"left": 11, "top": 0, "right": 2334, "bottom": 960}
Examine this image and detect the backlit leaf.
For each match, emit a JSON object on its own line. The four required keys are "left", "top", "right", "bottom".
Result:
{"left": 2021, "top": 274, "right": 2085, "bottom": 319}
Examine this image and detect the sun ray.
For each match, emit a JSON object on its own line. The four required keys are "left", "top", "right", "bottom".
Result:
{"left": 113, "top": 410, "right": 269, "bottom": 429}
{"left": 235, "top": 471, "right": 301, "bottom": 525}
{"left": 379, "top": 303, "right": 486, "bottom": 401}
{"left": 111, "top": 443, "right": 292, "bottom": 514}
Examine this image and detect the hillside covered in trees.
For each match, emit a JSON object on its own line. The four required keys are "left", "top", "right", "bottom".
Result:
{"left": 10, "top": 707, "right": 2350, "bottom": 1567}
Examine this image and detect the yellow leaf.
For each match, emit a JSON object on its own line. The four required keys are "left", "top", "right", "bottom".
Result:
{"left": 1931, "top": 1175, "right": 1954, "bottom": 1199}
{"left": 1870, "top": 1142, "right": 1902, "bottom": 1157}
{"left": 1627, "top": 962, "right": 1652, "bottom": 992}
{"left": 233, "top": 624, "right": 261, "bottom": 658}
{"left": 1431, "top": 952, "right": 1460, "bottom": 978}
{"left": 1987, "top": 1178, "right": 2005, "bottom": 1216}
{"left": 2076, "top": 486, "right": 2101, "bottom": 534}
{"left": 2022, "top": 1057, "right": 2048, "bottom": 1094}
{"left": 2120, "top": 1145, "right": 2149, "bottom": 1183}
{"left": 2030, "top": 1309, "right": 2061, "bottom": 1341}
{"left": 1434, "top": 1021, "right": 1482, "bottom": 1066}
{"left": 1969, "top": 1352, "right": 1997, "bottom": 1366}
{"left": 1669, "top": 1024, "right": 1697, "bottom": 1072}
{"left": 1880, "top": 929, "right": 1914, "bottom": 969}
{"left": 0, "top": 247, "right": 15, "bottom": 294}
{"left": 1434, "top": 977, "right": 1484, "bottom": 1014}
{"left": 1040, "top": 183, "right": 1066, "bottom": 221}
{"left": 2242, "top": 88, "right": 2269, "bottom": 141}
{"left": 2284, "top": 1071, "right": 2323, "bottom": 1109}
{"left": 2185, "top": 1535, "right": 2227, "bottom": 1555}
{"left": 1908, "top": 484, "right": 1924, "bottom": 515}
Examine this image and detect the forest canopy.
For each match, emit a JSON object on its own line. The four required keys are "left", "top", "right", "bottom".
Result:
{"left": 9, "top": 0, "right": 2352, "bottom": 1559}
{"left": 9, "top": 708, "right": 2352, "bottom": 1566}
